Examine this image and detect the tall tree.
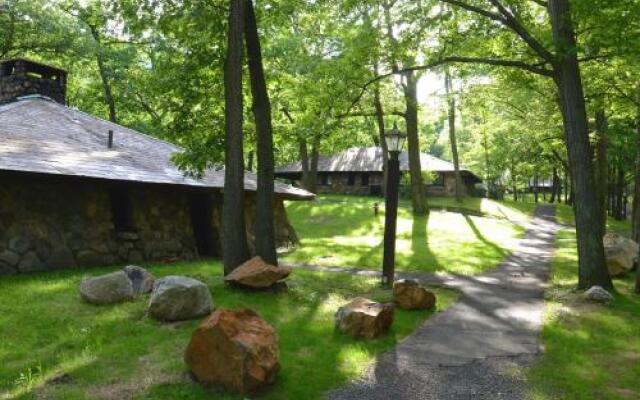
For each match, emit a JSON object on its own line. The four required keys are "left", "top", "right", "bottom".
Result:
{"left": 382, "top": 1, "right": 427, "bottom": 215}
{"left": 223, "top": 0, "right": 250, "bottom": 274}
{"left": 445, "top": 69, "right": 462, "bottom": 201}
{"left": 244, "top": 0, "right": 277, "bottom": 265}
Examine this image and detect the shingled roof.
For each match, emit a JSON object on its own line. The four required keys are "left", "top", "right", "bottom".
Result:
{"left": 0, "top": 96, "right": 313, "bottom": 200}
{"left": 276, "top": 146, "right": 481, "bottom": 181}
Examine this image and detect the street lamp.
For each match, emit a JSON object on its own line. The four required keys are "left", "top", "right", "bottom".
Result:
{"left": 382, "top": 122, "right": 406, "bottom": 287}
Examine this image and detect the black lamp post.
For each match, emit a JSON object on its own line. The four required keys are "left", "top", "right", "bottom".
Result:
{"left": 382, "top": 122, "right": 406, "bottom": 287}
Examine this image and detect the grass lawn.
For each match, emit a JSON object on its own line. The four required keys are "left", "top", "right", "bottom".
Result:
{"left": 283, "top": 194, "right": 529, "bottom": 275}
{"left": 528, "top": 228, "right": 640, "bottom": 400}
{"left": 554, "top": 202, "right": 632, "bottom": 236}
{"left": 0, "top": 261, "right": 457, "bottom": 400}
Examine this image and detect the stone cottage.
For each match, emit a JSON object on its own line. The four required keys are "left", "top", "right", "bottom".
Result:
{"left": 275, "top": 147, "right": 482, "bottom": 196}
{"left": 0, "top": 58, "right": 313, "bottom": 275}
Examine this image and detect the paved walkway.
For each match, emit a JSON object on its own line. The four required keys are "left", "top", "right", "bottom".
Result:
{"left": 297, "top": 204, "right": 559, "bottom": 399}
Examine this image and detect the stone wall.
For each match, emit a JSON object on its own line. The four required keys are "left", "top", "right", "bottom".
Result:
{"left": 0, "top": 174, "right": 302, "bottom": 275}
{"left": 0, "top": 175, "right": 198, "bottom": 274}
{"left": 316, "top": 172, "right": 384, "bottom": 195}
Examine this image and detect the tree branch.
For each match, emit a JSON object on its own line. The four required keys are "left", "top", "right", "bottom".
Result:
{"left": 529, "top": 0, "right": 548, "bottom": 7}
{"left": 441, "top": 0, "right": 555, "bottom": 63}
{"left": 345, "top": 55, "right": 553, "bottom": 115}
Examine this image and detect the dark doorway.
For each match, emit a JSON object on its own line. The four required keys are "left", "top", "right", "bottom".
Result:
{"left": 109, "top": 187, "right": 135, "bottom": 232}
{"left": 188, "top": 193, "right": 217, "bottom": 257}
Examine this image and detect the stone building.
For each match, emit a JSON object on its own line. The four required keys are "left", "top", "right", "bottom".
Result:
{"left": 0, "top": 58, "right": 313, "bottom": 275}
{"left": 276, "top": 147, "right": 482, "bottom": 197}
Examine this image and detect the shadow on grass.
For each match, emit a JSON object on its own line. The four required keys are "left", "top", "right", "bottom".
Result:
{"left": 409, "top": 213, "right": 441, "bottom": 272}
{"left": 0, "top": 262, "right": 440, "bottom": 400}
{"left": 463, "top": 215, "right": 507, "bottom": 258}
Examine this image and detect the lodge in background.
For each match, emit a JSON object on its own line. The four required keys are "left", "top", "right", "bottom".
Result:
{"left": 0, "top": 58, "right": 313, "bottom": 275}
{"left": 275, "top": 147, "right": 482, "bottom": 197}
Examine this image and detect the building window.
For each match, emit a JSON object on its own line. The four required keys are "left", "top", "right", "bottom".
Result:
{"left": 109, "top": 187, "right": 135, "bottom": 232}
{"left": 347, "top": 173, "right": 356, "bottom": 186}
{"left": 361, "top": 173, "right": 370, "bottom": 186}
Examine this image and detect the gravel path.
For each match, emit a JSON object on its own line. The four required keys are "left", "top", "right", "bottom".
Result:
{"left": 291, "top": 204, "right": 559, "bottom": 399}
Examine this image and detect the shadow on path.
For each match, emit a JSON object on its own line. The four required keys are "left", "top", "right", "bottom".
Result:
{"left": 322, "top": 204, "right": 559, "bottom": 400}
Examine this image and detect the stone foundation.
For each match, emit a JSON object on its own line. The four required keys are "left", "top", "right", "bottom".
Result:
{"left": 0, "top": 173, "right": 300, "bottom": 274}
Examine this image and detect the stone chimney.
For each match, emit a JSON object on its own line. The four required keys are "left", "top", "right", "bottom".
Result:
{"left": 0, "top": 58, "right": 67, "bottom": 104}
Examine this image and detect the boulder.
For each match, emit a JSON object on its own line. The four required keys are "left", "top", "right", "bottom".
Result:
{"left": 148, "top": 276, "right": 212, "bottom": 321}
{"left": 185, "top": 308, "right": 280, "bottom": 394}
{"left": 335, "top": 297, "right": 394, "bottom": 340}
{"left": 603, "top": 233, "right": 639, "bottom": 277}
{"left": 123, "top": 265, "right": 155, "bottom": 294}
{"left": 393, "top": 279, "right": 436, "bottom": 310}
{"left": 224, "top": 257, "right": 292, "bottom": 289}
{"left": 583, "top": 285, "right": 614, "bottom": 303}
{"left": 79, "top": 271, "right": 134, "bottom": 305}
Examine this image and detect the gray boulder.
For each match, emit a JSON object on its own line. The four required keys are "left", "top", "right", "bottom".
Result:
{"left": 583, "top": 286, "right": 614, "bottom": 303}
{"left": 123, "top": 265, "right": 155, "bottom": 294}
{"left": 79, "top": 271, "right": 134, "bottom": 305}
{"left": 148, "top": 276, "right": 213, "bottom": 322}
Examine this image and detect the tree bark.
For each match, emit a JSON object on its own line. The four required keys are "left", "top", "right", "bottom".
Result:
{"left": 533, "top": 173, "right": 539, "bottom": 203}
{"left": 445, "top": 70, "right": 462, "bottom": 202}
{"left": 309, "top": 135, "right": 320, "bottom": 193}
{"left": 550, "top": 167, "right": 559, "bottom": 203}
{"left": 89, "top": 26, "right": 117, "bottom": 123}
{"left": 299, "top": 139, "right": 311, "bottom": 190}
{"left": 374, "top": 84, "right": 388, "bottom": 196}
{"left": 615, "top": 166, "right": 625, "bottom": 221}
{"left": 245, "top": 0, "right": 277, "bottom": 265}
{"left": 223, "top": 0, "right": 250, "bottom": 274}
{"left": 549, "top": 0, "right": 611, "bottom": 289}
{"left": 594, "top": 108, "right": 608, "bottom": 233}
{"left": 403, "top": 71, "right": 428, "bottom": 215}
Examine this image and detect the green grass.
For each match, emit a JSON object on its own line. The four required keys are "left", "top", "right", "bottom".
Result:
{"left": 528, "top": 228, "right": 640, "bottom": 400}
{"left": 283, "top": 194, "right": 528, "bottom": 275}
{"left": 0, "top": 261, "right": 457, "bottom": 400}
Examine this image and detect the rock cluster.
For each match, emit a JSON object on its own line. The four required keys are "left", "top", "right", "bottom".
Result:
{"left": 392, "top": 279, "right": 436, "bottom": 310}
{"left": 603, "top": 233, "right": 639, "bottom": 277}
{"left": 185, "top": 308, "right": 280, "bottom": 394}
{"left": 335, "top": 297, "right": 394, "bottom": 340}
{"left": 78, "top": 265, "right": 156, "bottom": 304}
{"left": 224, "top": 257, "right": 292, "bottom": 289}
{"left": 148, "top": 276, "right": 212, "bottom": 321}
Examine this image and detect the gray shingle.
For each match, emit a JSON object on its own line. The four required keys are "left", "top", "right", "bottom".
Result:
{"left": 0, "top": 97, "right": 313, "bottom": 200}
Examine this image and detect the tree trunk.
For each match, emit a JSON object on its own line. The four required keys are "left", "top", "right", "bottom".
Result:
{"left": 550, "top": 167, "right": 558, "bottom": 203}
{"left": 246, "top": 151, "right": 254, "bottom": 171}
{"left": 222, "top": 0, "right": 250, "bottom": 275}
{"left": 245, "top": 0, "right": 277, "bottom": 265}
{"left": 595, "top": 108, "right": 608, "bottom": 233}
{"left": 308, "top": 135, "right": 319, "bottom": 193}
{"left": 549, "top": 0, "right": 611, "bottom": 289}
{"left": 533, "top": 174, "right": 539, "bottom": 203}
{"left": 445, "top": 70, "right": 462, "bottom": 202}
{"left": 615, "top": 166, "right": 625, "bottom": 221}
{"left": 89, "top": 26, "right": 117, "bottom": 123}
{"left": 374, "top": 85, "right": 388, "bottom": 196}
{"left": 298, "top": 139, "right": 311, "bottom": 190}
{"left": 403, "top": 71, "right": 427, "bottom": 215}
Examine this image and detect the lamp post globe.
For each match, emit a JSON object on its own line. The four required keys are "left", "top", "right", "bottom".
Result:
{"left": 384, "top": 122, "right": 407, "bottom": 154}
{"left": 381, "top": 122, "right": 406, "bottom": 287}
